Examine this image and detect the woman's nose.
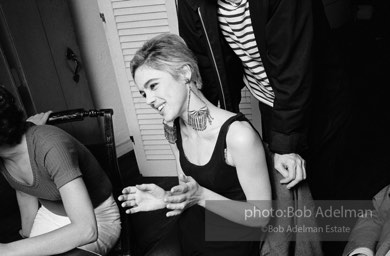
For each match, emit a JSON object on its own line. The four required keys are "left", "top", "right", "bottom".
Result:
{"left": 145, "top": 92, "right": 155, "bottom": 105}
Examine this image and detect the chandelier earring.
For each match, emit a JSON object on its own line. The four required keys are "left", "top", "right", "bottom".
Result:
{"left": 163, "top": 120, "right": 177, "bottom": 144}
{"left": 186, "top": 81, "right": 213, "bottom": 131}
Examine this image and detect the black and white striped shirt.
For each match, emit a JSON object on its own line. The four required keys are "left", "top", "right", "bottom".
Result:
{"left": 217, "top": 0, "right": 275, "bottom": 107}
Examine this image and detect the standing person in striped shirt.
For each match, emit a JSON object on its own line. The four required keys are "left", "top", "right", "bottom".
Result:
{"left": 177, "top": 0, "right": 352, "bottom": 198}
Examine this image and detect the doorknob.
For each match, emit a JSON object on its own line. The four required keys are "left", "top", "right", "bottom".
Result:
{"left": 66, "top": 48, "right": 81, "bottom": 83}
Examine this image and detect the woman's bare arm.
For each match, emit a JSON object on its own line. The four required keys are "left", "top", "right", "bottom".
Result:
{"left": 2, "top": 178, "right": 97, "bottom": 256}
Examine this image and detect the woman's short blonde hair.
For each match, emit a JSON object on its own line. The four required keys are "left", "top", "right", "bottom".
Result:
{"left": 130, "top": 33, "right": 202, "bottom": 88}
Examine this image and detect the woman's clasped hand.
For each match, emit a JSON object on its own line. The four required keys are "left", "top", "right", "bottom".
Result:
{"left": 119, "top": 174, "right": 203, "bottom": 217}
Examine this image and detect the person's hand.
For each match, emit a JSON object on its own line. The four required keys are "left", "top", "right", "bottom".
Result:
{"left": 18, "top": 229, "right": 27, "bottom": 238}
{"left": 26, "top": 111, "right": 52, "bottom": 125}
{"left": 164, "top": 174, "right": 204, "bottom": 217}
{"left": 118, "top": 184, "right": 167, "bottom": 214}
{"left": 274, "top": 153, "right": 306, "bottom": 189}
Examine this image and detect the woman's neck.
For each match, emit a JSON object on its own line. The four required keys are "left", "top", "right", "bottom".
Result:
{"left": 0, "top": 135, "right": 27, "bottom": 162}
{"left": 182, "top": 87, "right": 214, "bottom": 127}
{"left": 180, "top": 102, "right": 217, "bottom": 136}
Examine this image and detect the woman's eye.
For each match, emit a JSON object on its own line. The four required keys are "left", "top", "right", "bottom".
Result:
{"left": 140, "top": 91, "right": 146, "bottom": 98}
{"left": 150, "top": 83, "right": 158, "bottom": 91}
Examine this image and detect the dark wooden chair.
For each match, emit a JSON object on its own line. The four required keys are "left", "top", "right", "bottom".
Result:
{"left": 47, "top": 109, "right": 132, "bottom": 256}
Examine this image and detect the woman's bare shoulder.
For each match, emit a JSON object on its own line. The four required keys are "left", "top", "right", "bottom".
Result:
{"left": 226, "top": 119, "right": 261, "bottom": 150}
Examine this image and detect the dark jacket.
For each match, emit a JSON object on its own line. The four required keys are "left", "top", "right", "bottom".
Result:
{"left": 343, "top": 185, "right": 390, "bottom": 256}
{"left": 177, "top": 0, "right": 346, "bottom": 155}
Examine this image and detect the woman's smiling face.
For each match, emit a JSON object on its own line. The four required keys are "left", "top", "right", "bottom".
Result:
{"left": 134, "top": 65, "right": 188, "bottom": 123}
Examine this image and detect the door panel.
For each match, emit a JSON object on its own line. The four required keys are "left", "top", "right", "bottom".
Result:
{"left": 1, "top": 4, "right": 36, "bottom": 115}
{"left": 36, "top": 0, "right": 94, "bottom": 111}
{"left": 0, "top": 45, "right": 24, "bottom": 109}
{"left": 1, "top": 0, "right": 67, "bottom": 111}
{"left": 0, "top": 0, "right": 101, "bottom": 144}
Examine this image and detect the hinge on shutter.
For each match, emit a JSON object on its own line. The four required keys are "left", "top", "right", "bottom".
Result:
{"left": 99, "top": 13, "right": 106, "bottom": 23}
{"left": 130, "top": 136, "right": 135, "bottom": 144}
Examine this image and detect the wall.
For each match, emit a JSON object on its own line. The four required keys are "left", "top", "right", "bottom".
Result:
{"left": 68, "top": 0, "right": 132, "bottom": 156}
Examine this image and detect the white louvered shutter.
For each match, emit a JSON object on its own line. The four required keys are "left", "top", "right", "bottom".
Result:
{"left": 98, "top": 0, "right": 178, "bottom": 176}
{"left": 98, "top": 0, "right": 261, "bottom": 176}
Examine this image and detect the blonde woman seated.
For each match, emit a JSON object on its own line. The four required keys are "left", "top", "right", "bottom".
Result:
{"left": 119, "top": 33, "right": 272, "bottom": 256}
{"left": 0, "top": 86, "right": 121, "bottom": 256}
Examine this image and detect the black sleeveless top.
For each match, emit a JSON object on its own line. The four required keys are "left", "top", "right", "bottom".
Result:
{"left": 175, "top": 113, "right": 260, "bottom": 256}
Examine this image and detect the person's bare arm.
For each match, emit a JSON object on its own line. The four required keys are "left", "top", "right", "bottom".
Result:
{"left": 1, "top": 178, "right": 97, "bottom": 256}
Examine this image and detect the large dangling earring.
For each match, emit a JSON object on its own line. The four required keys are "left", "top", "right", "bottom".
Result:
{"left": 187, "top": 81, "right": 213, "bottom": 131}
{"left": 163, "top": 120, "right": 177, "bottom": 144}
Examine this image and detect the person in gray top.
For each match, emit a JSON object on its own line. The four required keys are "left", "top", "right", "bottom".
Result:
{"left": 0, "top": 86, "right": 120, "bottom": 256}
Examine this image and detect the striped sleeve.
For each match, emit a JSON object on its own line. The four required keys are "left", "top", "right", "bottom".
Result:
{"left": 218, "top": 0, "right": 274, "bottom": 107}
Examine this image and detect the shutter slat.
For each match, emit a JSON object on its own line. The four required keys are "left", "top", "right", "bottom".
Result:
{"left": 121, "top": 41, "right": 144, "bottom": 50}
{"left": 114, "top": 6, "right": 166, "bottom": 16}
{"left": 118, "top": 26, "right": 169, "bottom": 36}
{"left": 143, "top": 140, "right": 168, "bottom": 145}
{"left": 146, "top": 155, "right": 175, "bottom": 160}
{"left": 145, "top": 150, "right": 173, "bottom": 155}
{"left": 142, "top": 134, "right": 165, "bottom": 140}
{"left": 113, "top": 0, "right": 165, "bottom": 9}
{"left": 119, "top": 33, "right": 162, "bottom": 43}
{"left": 137, "top": 113, "right": 161, "bottom": 120}
{"left": 133, "top": 97, "right": 148, "bottom": 103}
{"left": 117, "top": 19, "right": 168, "bottom": 30}
{"left": 137, "top": 108, "right": 158, "bottom": 114}
{"left": 145, "top": 145, "right": 171, "bottom": 150}
{"left": 135, "top": 103, "right": 151, "bottom": 109}
{"left": 141, "top": 129, "right": 164, "bottom": 135}
{"left": 116, "top": 12, "right": 167, "bottom": 23}
{"left": 140, "top": 124, "right": 163, "bottom": 130}
{"left": 139, "top": 119, "right": 163, "bottom": 125}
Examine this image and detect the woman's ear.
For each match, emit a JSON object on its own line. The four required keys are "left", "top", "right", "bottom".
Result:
{"left": 180, "top": 64, "right": 192, "bottom": 82}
